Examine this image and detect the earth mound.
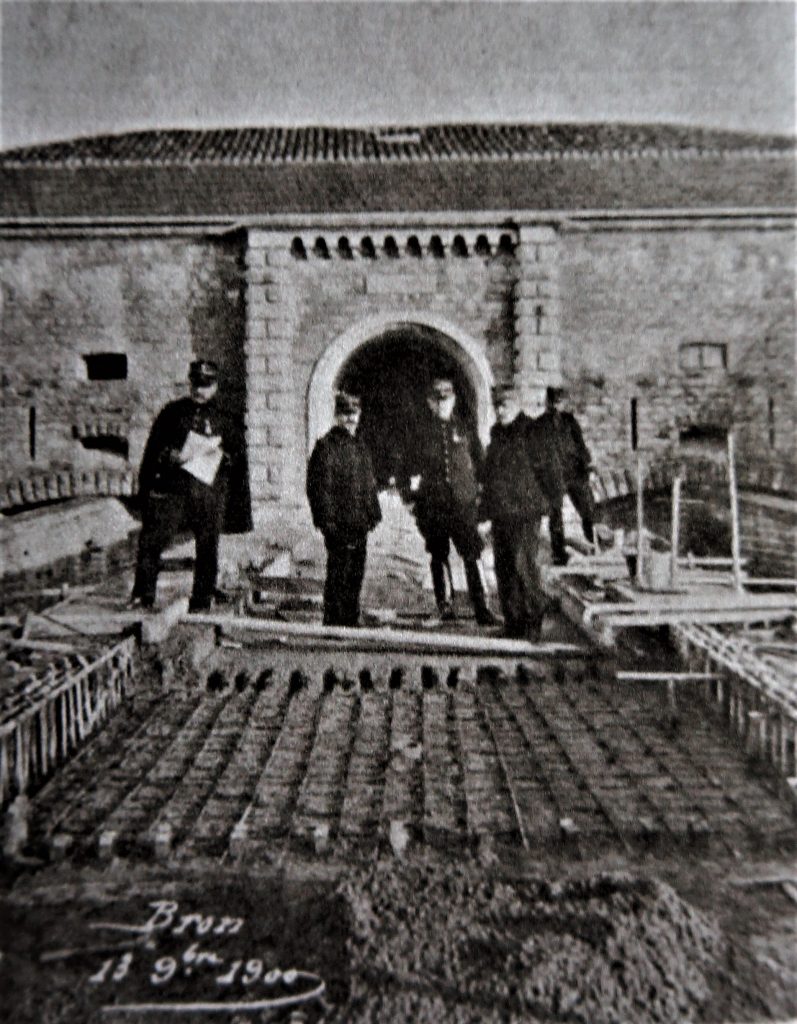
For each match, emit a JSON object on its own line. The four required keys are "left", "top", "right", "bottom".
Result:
{"left": 336, "top": 859, "right": 723, "bottom": 1023}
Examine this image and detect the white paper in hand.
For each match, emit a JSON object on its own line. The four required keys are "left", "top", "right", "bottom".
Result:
{"left": 180, "top": 431, "right": 223, "bottom": 485}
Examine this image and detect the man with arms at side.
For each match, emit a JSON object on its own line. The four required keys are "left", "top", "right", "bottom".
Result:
{"left": 408, "top": 377, "right": 496, "bottom": 626}
{"left": 307, "top": 392, "right": 382, "bottom": 627}
{"left": 480, "top": 384, "right": 563, "bottom": 641}
{"left": 538, "top": 385, "right": 596, "bottom": 565}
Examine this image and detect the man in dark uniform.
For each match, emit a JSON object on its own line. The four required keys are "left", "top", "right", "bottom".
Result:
{"left": 129, "top": 360, "right": 236, "bottom": 612}
{"left": 408, "top": 378, "right": 495, "bottom": 625}
{"left": 538, "top": 385, "right": 596, "bottom": 565}
{"left": 307, "top": 392, "right": 382, "bottom": 627}
{"left": 480, "top": 384, "right": 564, "bottom": 641}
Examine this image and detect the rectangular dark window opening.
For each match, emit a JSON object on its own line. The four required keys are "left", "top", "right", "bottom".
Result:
{"left": 630, "top": 398, "right": 638, "bottom": 451}
{"left": 679, "top": 424, "right": 728, "bottom": 444}
{"left": 83, "top": 353, "right": 128, "bottom": 381}
{"left": 79, "top": 435, "right": 129, "bottom": 459}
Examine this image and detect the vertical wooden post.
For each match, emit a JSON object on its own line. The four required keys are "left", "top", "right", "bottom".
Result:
{"left": 727, "top": 431, "right": 743, "bottom": 592}
{"left": 746, "top": 710, "right": 765, "bottom": 759}
{"left": 666, "top": 678, "right": 677, "bottom": 724}
{"left": 670, "top": 472, "right": 682, "bottom": 587}
{"left": 636, "top": 455, "right": 645, "bottom": 586}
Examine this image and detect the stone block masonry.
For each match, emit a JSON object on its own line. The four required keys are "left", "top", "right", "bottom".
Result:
{"left": 0, "top": 234, "right": 246, "bottom": 491}
{"left": 514, "top": 224, "right": 562, "bottom": 409}
{"left": 245, "top": 230, "right": 302, "bottom": 520}
{"left": 1, "top": 215, "right": 792, "bottom": 543}
{"left": 557, "top": 224, "right": 796, "bottom": 482}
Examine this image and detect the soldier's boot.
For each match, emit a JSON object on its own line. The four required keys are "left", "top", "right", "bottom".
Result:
{"left": 431, "top": 559, "right": 455, "bottom": 621}
{"left": 464, "top": 560, "right": 497, "bottom": 627}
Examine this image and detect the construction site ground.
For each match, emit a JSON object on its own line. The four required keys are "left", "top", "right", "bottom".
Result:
{"left": 2, "top": 512, "right": 797, "bottom": 1023}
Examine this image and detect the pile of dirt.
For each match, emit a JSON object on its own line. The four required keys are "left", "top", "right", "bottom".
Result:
{"left": 335, "top": 858, "right": 724, "bottom": 1023}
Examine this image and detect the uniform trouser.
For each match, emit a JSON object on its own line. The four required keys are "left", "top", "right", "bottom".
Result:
{"left": 549, "top": 477, "right": 595, "bottom": 562}
{"left": 323, "top": 533, "right": 368, "bottom": 627}
{"left": 132, "top": 482, "right": 223, "bottom": 607}
{"left": 492, "top": 516, "right": 546, "bottom": 640}
{"left": 419, "top": 509, "right": 487, "bottom": 617}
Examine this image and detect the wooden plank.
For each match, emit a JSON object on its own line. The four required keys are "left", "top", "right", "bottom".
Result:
{"left": 635, "top": 455, "right": 645, "bottom": 586}
{"left": 8, "top": 638, "right": 79, "bottom": 654}
{"left": 728, "top": 432, "right": 744, "bottom": 593}
{"left": 596, "top": 606, "right": 796, "bottom": 630}
{"left": 584, "top": 591, "right": 796, "bottom": 622}
{"left": 185, "top": 613, "right": 591, "bottom": 659}
{"left": 670, "top": 474, "right": 682, "bottom": 586}
{"left": 615, "top": 672, "right": 720, "bottom": 682}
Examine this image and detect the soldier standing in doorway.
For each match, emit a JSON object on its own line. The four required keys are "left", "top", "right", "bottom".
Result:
{"left": 408, "top": 377, "right": 496, "bottom": 625}
{"left": 307, "top": 392, "right": 382, "bottom": 627}
{"left": 538, "top": 385, "right": 596, "bottom": 565}
{"left": 129, "top": 360, "right": 236, "bottom": 612}
{"left": 480, "top": 383, "right": 564, "bottom": 641}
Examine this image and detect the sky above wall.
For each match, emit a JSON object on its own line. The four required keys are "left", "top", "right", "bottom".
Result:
{"left": 1, "top": 1, "right": 794, "bottom": 151}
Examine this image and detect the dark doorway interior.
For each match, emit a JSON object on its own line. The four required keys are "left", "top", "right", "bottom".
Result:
{"left": 337, "top": 327, "right": 478, "bottom": 488}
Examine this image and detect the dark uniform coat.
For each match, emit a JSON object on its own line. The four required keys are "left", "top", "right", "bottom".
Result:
{"left": 132, "top": 396, "right": 239, "bottom": 610}
{"left": 480, "top": 412, "right": 563, "bottom": 641}
{"left": 307, "top": 426, "right": 381, "bottom": 627}
{"left": 307, "top": 426, "right": 382, "bottom": 540}
{"left": 138, "top": 397, "right": 235, "bottom": 497}
{"left": 535, "top": 408, "right": 591, "bottom": 487}
{"left": 536, "top": 407, "right": 595, "bottom": 561}
{"left": 409, "top": 413, "right": 484, "bottom": 561}
{"left": 480, "top": 413, "right": 562, "bottom": 523}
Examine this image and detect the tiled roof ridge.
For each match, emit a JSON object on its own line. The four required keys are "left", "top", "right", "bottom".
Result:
{"left": 1, "top": 122, "right": 794, "bottom": 168}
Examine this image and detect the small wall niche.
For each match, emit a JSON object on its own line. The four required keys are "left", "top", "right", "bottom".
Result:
{"left": 79, "top": 434, "right": 129, "bottom": 458}
{"left": 678, "top": 424, "right": 728, "bottom": 445}
{"left": 83, "top": 353, "right": 128, "bottom": 381}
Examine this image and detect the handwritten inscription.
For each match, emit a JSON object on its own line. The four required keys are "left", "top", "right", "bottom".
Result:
{"left": 90, "top": 900, "right": 244, "bottom": 938}
{"left": 55, "top": 897, "right": 327, "bottom": 1016}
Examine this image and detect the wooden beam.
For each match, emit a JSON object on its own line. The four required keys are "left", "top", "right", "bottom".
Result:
{"left": 615, "top": 672, "right": 720, "bottom": 682}
{"left": 182, "top": 612, "right": 591, "bottom": 659}
{"left": 670, "top": 474, "right": 682, "bottom": 587}
{"left": 598, "top": 607, "right": 796, "bottom": 630}
{"left": 728, "top": 432, "right": 744, "bottom": 593}
{"left": 635, "top": 455, "right": 645, "bottom": 586}
{"left": 584, "top": 592, "right": 796, "bottom": 623}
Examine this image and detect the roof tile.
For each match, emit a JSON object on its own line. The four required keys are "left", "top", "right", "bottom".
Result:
{"left": 1, "top": 122, "right": 793, "bottom": 168}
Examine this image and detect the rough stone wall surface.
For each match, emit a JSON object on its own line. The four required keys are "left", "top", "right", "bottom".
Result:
{"left": 740, "top": 494, "right": 797, "bottom": 578}
{"left": 247, "top": 230, "right": 519, "bottom": 517}
{"left": 2, "top": 221, "right": 794, "bottom": 554}
{"left": 0, "top": 235, "right": 245, "bottom": 486}
{"left": 558, "top": 226, "right": 796, "bottom": 479}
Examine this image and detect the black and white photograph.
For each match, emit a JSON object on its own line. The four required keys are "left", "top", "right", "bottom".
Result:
{"left": 0, "top": 1, "right": 795, "bottom": 1020}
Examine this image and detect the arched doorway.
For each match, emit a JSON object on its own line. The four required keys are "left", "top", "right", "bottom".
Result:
{"left": 306, "top": 314, "right": 494, "bottom": 460}
{"left": 337, "top": 325, "right": 479, "bottom": 488}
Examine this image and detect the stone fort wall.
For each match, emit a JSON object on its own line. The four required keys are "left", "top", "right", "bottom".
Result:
{"left": 1, "top": 219, "right": 793, "bottom": 538}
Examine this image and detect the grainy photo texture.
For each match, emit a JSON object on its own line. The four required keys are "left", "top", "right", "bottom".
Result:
{"left": 0, "top": 2, "right": 795, "bottom": 1022}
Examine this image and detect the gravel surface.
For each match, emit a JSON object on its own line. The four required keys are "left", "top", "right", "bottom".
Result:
{"left": 335, "top": 857, "right": 725, "bottom": 1024}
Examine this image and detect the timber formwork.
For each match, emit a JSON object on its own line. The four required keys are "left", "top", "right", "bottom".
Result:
{"left": 674, "top": 622, "right": 797, "bottom": 783}
{"left": 0, "top": 636, "right": 138, "bottom": 805}
{"left": 25, "top": 630, "right": 796, "bottom": 865}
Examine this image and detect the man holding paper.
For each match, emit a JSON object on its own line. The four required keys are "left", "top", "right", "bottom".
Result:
{"left": 130, "top": 360, "right": 235, "bottom": 612}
